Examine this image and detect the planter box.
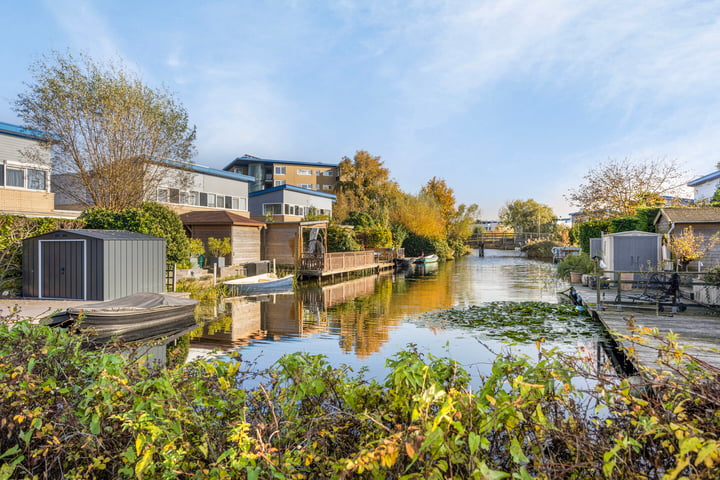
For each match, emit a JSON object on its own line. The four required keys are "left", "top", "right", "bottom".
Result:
{"left": 210, "top": 256, "right": 226, "bottom": 269}
{"left": 569, "top": 272, "right": 583, "bottom": 283}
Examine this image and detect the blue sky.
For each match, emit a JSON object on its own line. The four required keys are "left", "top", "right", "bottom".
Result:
{"left": 2, "top": 1, "right": 719, "bottom": 218}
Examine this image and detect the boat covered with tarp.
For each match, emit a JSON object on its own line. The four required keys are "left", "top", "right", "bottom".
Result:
{"left": 47, "top": 293, "right": 198, "bottom": 342}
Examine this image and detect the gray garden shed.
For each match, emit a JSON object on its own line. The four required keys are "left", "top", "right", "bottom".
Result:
{"left": 600, "top": 230, "right": 663, "bottom": 272}
{"left": 22, "top": 229, "right": 166, "bottom": 301}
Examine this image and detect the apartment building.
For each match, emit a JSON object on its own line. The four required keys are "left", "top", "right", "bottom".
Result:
{"left": 0, "top": 121, "right": 57, "bottom": 217}
{"left": 54, "top": 159, "right": 255, "bottom": 215}
{"left": 224, "top": 154, "right": 338, "bottom": 194}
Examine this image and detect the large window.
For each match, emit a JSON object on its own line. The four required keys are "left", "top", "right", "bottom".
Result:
{"left": 323, "top": 169, "right": 335, "bottom": 176}
{"left": 297, "top": 168, "right": 312, "bottom": 175}
{"left": 27, "top": 169, "right": 46, "bottom": 190}
{"left": 298, "top": 183, "right": 313, "bottom": 189}
{"left": 274, "top": 180, "right": 286, "bottom": 187}
{"left": 6, "top": 168, "right": 24, "bottom": 188}
{"left": 275, "top": 166, "right": 286, "bottom": 175}
{"left": 264, "top": 203, "right": 283, "bottom": 215}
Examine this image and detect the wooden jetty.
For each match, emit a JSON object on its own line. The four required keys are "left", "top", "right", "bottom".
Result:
{"left": 299, "top": 251, "right": 396, "bottom": 281}
{"left": 590, "top": 309, "right": 720, "bottom": 372}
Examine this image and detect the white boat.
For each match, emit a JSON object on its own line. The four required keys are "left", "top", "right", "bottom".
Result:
{"left": 224, "top": 273, "right": 295, "bottom": 296}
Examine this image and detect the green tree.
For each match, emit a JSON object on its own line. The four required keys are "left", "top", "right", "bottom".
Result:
{"left": 499, "top": 199, "right": 556, "bottom": 234}
{"left": 14, "top": 51, "right": 196, "bottom": 210}
{"left": 81, "top": 202, "right": 190, "bottom": 264}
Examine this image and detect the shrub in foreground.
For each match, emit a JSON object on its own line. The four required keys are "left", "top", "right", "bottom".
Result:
{"left": 1, "top": 313, "right": 719, "bottom": 478}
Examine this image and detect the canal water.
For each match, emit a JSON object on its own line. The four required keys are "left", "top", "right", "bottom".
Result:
{"left": 186, "top": 249, "right": 608, "bottom": 386}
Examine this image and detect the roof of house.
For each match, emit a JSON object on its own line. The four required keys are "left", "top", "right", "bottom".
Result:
{"left": 180, "top": 210, "right": 266, "bottom": 227}
{"left": 224, "top": 155, "right": 338, "bottom": 170}
{"left": 688, "top": 170, "right": 720, "bottom": 187}
{"left": 159, "top": 158, "right": 255, "bottom": 182}
{"left": 654, "top": 207, "right": 720, "bottom": 224}
{"left": 0, "top": 121, "right": 58, "bottom": 141}
{"left": 248, "top": 184, "right": 337, "bottom": 200}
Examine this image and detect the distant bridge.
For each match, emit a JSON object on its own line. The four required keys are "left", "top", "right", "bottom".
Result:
{"left": 467, "top": 232, "right": 550, "bottom": 250}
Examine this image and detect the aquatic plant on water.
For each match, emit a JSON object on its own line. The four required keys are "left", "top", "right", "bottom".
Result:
{"left": 417, "top": 301, "right": 603, "bottom": 343}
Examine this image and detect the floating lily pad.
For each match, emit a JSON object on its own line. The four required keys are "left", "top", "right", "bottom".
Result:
{"left": 416, "top": 301, "right": 606, "bottom": 343}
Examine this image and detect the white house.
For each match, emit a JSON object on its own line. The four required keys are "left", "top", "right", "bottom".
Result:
{"left": 248, "top": 184, "right": 335, "bottom": 222}
{"left": 54, "top": 159, "right": 255, "bottom": 215}
{"left": 0, "top": 121, "right": 56, "bottom": 216}
{"left": 688, "top": 170, "right": 720, "bottom": 203}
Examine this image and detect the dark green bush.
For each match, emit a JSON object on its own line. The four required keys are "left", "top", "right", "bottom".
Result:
{"left": 81, "top": 202, "right": 190, "bottom": 264}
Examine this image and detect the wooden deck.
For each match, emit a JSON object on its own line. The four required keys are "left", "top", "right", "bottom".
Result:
{"left": 590, "top": 309, "right": 720, "bottom": 372}
{"left": 299, "top": 251, "right": 399, "bottom": 280}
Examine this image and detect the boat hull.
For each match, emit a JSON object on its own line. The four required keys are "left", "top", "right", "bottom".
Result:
{"left": 60, "top": 292, "right": 198, "bottom": 342}
{"left": 224, "top": 274, "right": 294, "bottom": 296}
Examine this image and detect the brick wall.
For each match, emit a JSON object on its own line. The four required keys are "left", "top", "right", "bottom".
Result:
{"left": 0, "top": 189, "right": 54, "bottom": 214}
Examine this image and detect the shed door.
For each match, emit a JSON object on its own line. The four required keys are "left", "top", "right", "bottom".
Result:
{"left": 614, "top": 237, "right": 654, "bottom": 271}
{"left": 40, "top": 240, "right": 85, "bottom": 299}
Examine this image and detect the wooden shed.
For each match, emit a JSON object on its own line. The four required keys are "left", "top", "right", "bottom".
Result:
{"left": 655, "top": 207, "right": 720, "bottom": 268}
{"left": 180, "top": 210, "right": 265, "bottom": 266}
{"left": 22, "top": 229, "right": 166, "bottom": 301}
{"left": 263, "top": 220, "right": 328, "bottom": 267}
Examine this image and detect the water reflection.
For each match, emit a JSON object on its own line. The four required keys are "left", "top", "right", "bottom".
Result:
{"left": 187, "top": 250, "right": 603, "bottom": 384}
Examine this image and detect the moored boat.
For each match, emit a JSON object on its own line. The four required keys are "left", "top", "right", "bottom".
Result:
{"left": 414, "top": 254, "right": 439, "bottom": 264}
{"left": 224, "top": 273, "right": 295, "bottom": 296}
{"left": 48, "top": 292, "right": 198, "bottom": 342}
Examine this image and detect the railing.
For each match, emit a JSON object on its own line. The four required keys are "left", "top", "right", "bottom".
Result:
{"left": 576, "top": 270, "right": 714, "bottom": 313}
{"left": 467, "top": 232, "right": 551, "bottom": 249}
{"left": 301, "top": 251, "right": 377, "bottom": 272}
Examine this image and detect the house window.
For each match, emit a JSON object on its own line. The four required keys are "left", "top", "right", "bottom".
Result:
{"left": 323, "top": 170, "right": 334, "bottom": 176}
{"left": 275, "top": 166, "right": 286, "bottom": 175}
{"left": 169, "top": 188, "right": 180, "bottom": 204}
{"left": 199, "top": 192, "right": 208, "bottom": 207}
{"left": 264, "top": 203, "right": 282, "bottom": 215}
{"left": 274, "top": 180, "right": 286, "bottom": 187}
{"left": 179, "top": 191, "right": 187, "bottom": 205}
{"left": 322, "top": 184, "right": 333, "bottom": 191}
{"left": 0, "top": 166, "right": 4, "bottom": 186}
{"left": 315, "top": 184, "right": 320, "bottom": 190}
{"left": 6, "top": 168, "right": 24, "bottom": 187}
{"left": 299, "top": 183, "right": 313, "bottom": 189}
{"left": 207, "top": 193, "right": 216, "bottom": 208}
{"left": 27, "top": 169, "right": 46, "bottom": 190}
{"left": 297, "top": 168, "right": 312, "bottom": 175}
{"left": 225, "top": 196, "right": 233, "bottom": 209}
{"left": 157, "top": 188, "right": 169, "bottom": 203}
{"left": 188, "top": 191, "right": 198, "bottom": 206}
{"left": 239, "top": 197, "right": 247, "bottom": 210}
{"left": 232, "top": 197, "right": 239, "bottom": 210}
{"left": 217, "top": 195, "right": 225, "bottom": 208}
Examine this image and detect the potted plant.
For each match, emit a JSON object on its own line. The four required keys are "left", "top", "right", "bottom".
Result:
{"left": 207, "top": 237, "right": 232, "bottom": 269}
{"left": 556, "top": 252, "right": 595, "bottom": 282}
{"left": 188, "top": 238, "right": 205, "bottom": 268}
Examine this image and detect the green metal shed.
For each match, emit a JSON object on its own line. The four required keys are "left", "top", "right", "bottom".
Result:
{"left": 22, "top": 229, "right": 166, "bottom": 301}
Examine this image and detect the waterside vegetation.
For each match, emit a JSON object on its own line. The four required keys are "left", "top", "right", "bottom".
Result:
{"left": 2, "top": 308, "right": 719, "bottom": 479}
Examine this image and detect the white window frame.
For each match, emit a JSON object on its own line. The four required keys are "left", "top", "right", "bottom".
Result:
{"left": 297, "top": 168, "right": 312, "bottom": 175}
{"left": 275, "top": 166, "right": 286, "bottom": 175}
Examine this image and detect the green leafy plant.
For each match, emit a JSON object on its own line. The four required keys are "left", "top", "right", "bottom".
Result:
{"left": 556, "top": 252, "right": 596, "bottom": 279}
{"left": 207, "top": 237, "right": 232, "bottom": 257}
{"left": 188, "top": 238, "right": 205, "bottom": 257}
